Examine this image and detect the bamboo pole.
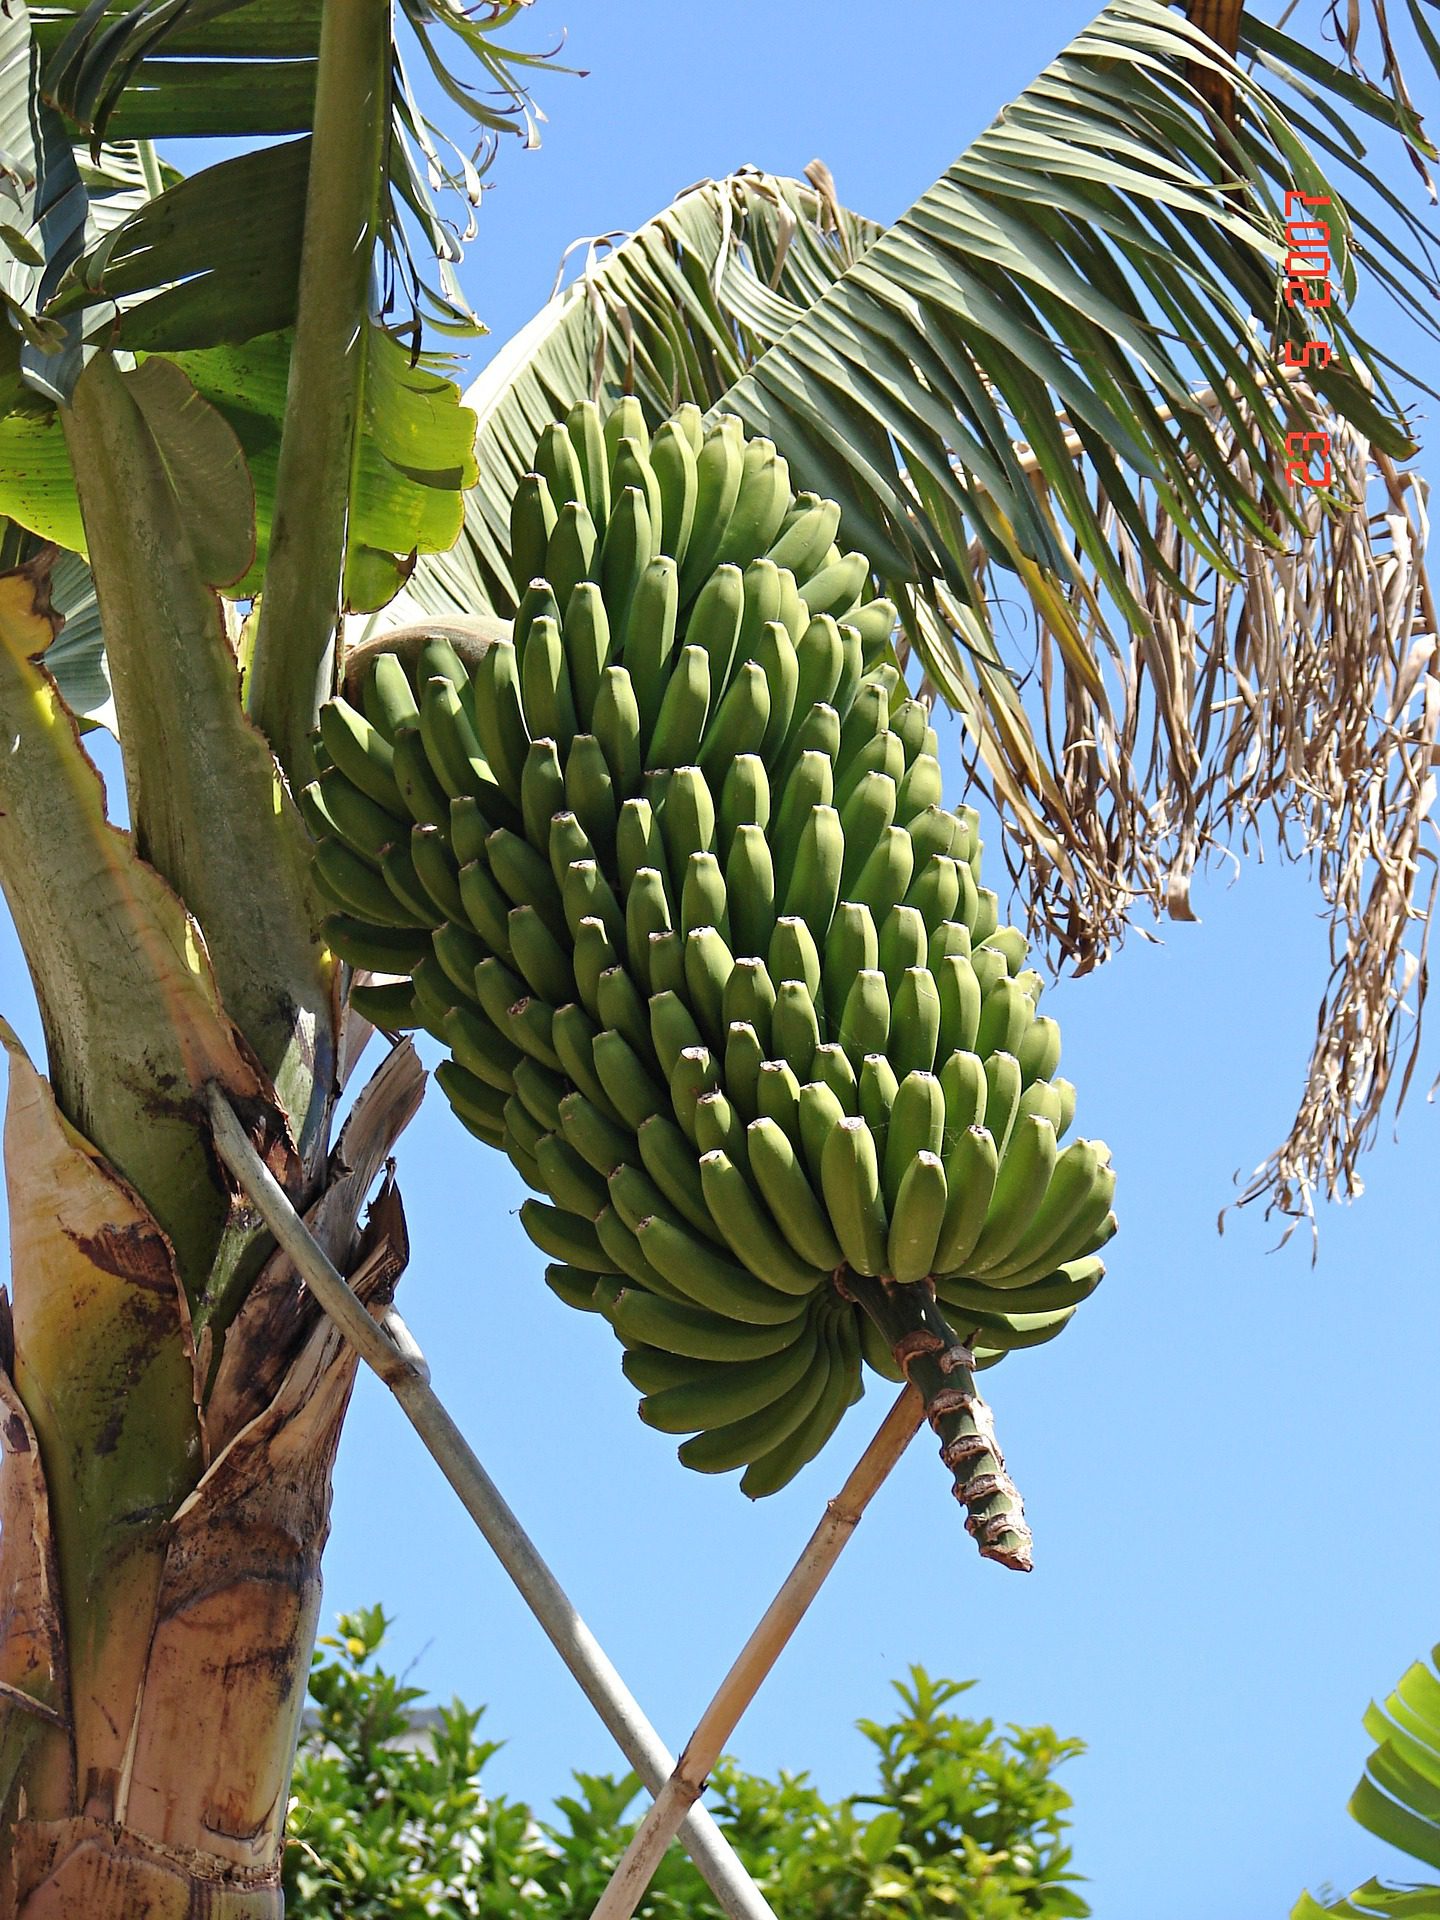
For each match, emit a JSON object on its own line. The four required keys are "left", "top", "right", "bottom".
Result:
{"left": 587, "top": 1383, "right": 925, "bottom": 1920}
{"left": 205, "top": 1086, "right": 778, "bottom": 1920}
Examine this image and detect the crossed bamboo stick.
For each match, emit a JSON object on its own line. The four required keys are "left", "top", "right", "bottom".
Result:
{"left": 207, "top": 1084, "right": 923, "bottom": 1920}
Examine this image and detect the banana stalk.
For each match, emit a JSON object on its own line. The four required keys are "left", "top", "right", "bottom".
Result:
{"left": 843, "top": 1271, "right": 1033, "bottom": 1572}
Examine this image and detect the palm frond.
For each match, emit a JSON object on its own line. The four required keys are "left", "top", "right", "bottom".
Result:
{"left": 411, "top": 0, "right": 1439, "bottom": 1223}
{"left": 403, "top": 164, "right": 878, "bottom": 621}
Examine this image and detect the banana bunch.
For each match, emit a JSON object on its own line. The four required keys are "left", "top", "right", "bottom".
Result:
{"left": 303, "top": 398, "right": 1116, "bottom": 1560}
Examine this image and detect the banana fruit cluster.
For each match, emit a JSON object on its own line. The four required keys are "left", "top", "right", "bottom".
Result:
{"left": 303, "top": 399, "right": 1116, "bottom": 1562}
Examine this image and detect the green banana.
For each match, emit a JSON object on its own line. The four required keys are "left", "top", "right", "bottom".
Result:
{"left": 566, "top": 399, "right": 610, "bottom": 529}
{"left": 572, "top": 914, "right": 617, "bottom": 1014}
{"left": 752, "top": 619, "right": 798, "bottom": 760}
{"left": 933, "top": 1124, "right": 1000, "bottom": 1275}
{"left": 983, "top": 1051, "right": 1023, "bottom": 1157}
{"left": 359, "top": 649, "right": 420, "bottom": 742}
{"left": 781, "top": 805, "right": 843, "bottom": 945}
{"left": 980, "top": 1143, "right": 1116, "bottom": 1287}
{"left": 699, "top": 1149, "right": 828, "bottom": 1297}
{"left": 905, "top": 855, "right": 962, "bottom": 933}
{"left": 625, "top": 867, "right": 673, "bottom": 986}
{"left": 316, "top": 770, "right": 403, "bottom": 864}
{"left": 650, "top": 417, "right": 698, "bottom": 560}
{"left": 684, "top": 562, "right": 745, "bottom": 690}
{"left": 754, "top": 1060, "right": 801, "bottom": 1142}
{"left": 319, "top": 700, "right": 405, "bottom": 814}
{"left": 509, "top": 472, "right": 557, "bottom": 595}
{"left": 350, "top": 979, "right": 420, "bottom": 1031}
{"left": 839, "top": 772, "right": 899, "bottom": 892}
{"left": 508, "top": 903, "right": 573, "bottom": 1005}
{"left": 1017, "top": 1016, "right": 1061, "bottom": 1085}
{"left": 838, "top": 968, "right": 890, "bottom": 1064}
{"left": 850, "top": 825, "right": 914, "bottom": 928}
{"left": 592, "top": 665, "right": 643, "bottom": 794}
{"left": 800, "top": 549, "right": 870, "bottom": 619}
{"left": 564, "top": 734, "right": 618, "bottom": 860}
{"left": 746, "top": 1118, "right": 842, "bottom": 1270}
{"left": 637, "top": 1212, "right": 803, "bottom": 1325}
{"left": 535, "top": 1133, "right": 608, "bottom": 1219}
{"left": 938, "top": 1049, "right": 989, "bottom": 1146}
{"left": 973, "top": 975, "right": 1034, "bottom": 1063}
{"left": 668, "top": 1045, "right": 718, "bottom": 1143}
{"left": 520, "top": 1198, "right": 610, "bottom": 1273}
{"left": 888, "top": 966, "right": 941, "bottom": 1077}
{"left": 769, "top": 494, "right": 842, "bottom": 580}
{"left": 936, "top": 953, "right": 982, "bottom": 1055}
{"left": 883, "top": 1069, "right": 946, "bottom": 1199}
{"left": 611, "top": 435, "right": 663, "bottom": 545}
{"left": 683, "top": 925, "right": 734, "bottom": 1045}
{"left": 768, "top": 917, "right": 822, "bottom": 1003}
{"left": 512, "top": 1057, "right": 566, "bottom": 1132}
{"left": 797, "top": 1079, "right": 847, "bottom": 1188}
{"left": 679, "top": 1323, "right": 831, "bottom": 1473}
{"left": 680, "top": 417, "right": 745, "bottom": 595}
{"left": 599, "top": 484, "right": 655, "bottom": 636}
{"left": 621, "top": 553, "right": 679, "bottom": 740}
{"left": 877, "top": 902, "right": 927, "bottom": 985}
{"left": 457, "top": 859, "right": 513, "bottom": 955}
{"left": 544, "top": 1264, "right": 604, "bottom": 1314}
{"left": 437, "top": 1061, "right": 508, "bottom": 1147}
{"left": 520, "top": 737, "right": 565, "bottom": 851}
{"left": 814, "top": 1052, "right": 856, "bottom": 1113}
{"left": 824, "top": 903, "right": 878, "bottom": 1030}
{"left": 647, "top": 643, "right": 710, "bottom": 770}
{"left": 613, "top": 1289, "right": 805, "bottom": 1363}
{"left": 314, "top": 839, "right": 419, "bottom": 928}
{"left": 740, "top": 1309, "right": 857, "bottom": 1496}
{"left": 390, "top": 721, "right": 453, "bottom": 829}
{"left": 723, "top": 1020, "right": 765, "bottom": 1118}
{"left": 471, "top": 639, "right": 530, "bottom": 796}
{"left": 725, "top": 826, "right": 776, "bottom": 961}
{"left": 895, "top": 752, "right": 943, "bottom": 818}
{"left": 592, "top": 1027, "right": 668, "bottom": 1131}
{"left": 639, "top": 1329, "right": 814, "bottom": 1437}
{"left": 820, "top": 1117, "right": 888, "bottom": 1276}
{"left": 858, "top": 1052, "right": 898, "bottom": 1145}
{"left": 649, "top": 990, "right": 704, "bottom": 1081}
{"left": 718, "top": 753, "right": 770, "bottom": 858}
{"left": 419, "top": 672, "right": 492, "bottom": 801}
{"left": 384, "top": 840, "right": 445, "bottom": 929}
{"left": 887, "top": 1151, "right": 949, "bottom": 1285}
{"left": 535, "top": 420, "right": 586, "bottom": 522}
{"left": 770, "top": 980, "right": 820, "bottom": 1080}
{"left": 723, "top": 958, "right": 776, "bottom": 1053}
{"left": 698, "top": 661, "right": 771, "bottom": 780}
{"left": 695, "top": 1088, "right": 747, "bottom": 1162}
{"left": 681, "top": 850, "right": 729, "bottom": 942}
{"left": 637, "top": 1112, "right": 722, "bottom": 1242}
{"left": 594, "top": 963, "right": 651, "bottom": 1058}
{"left": 558, "top": 1088, "right": 632, "bottom": 1178}
{"left": 714, "top": 438, "right": 791, "bottom": 574}
{"left": 409, "top": 826, "right": 464, "bottom": 924}
{"left": 550, "top": 1002, "right": 623, "bottom": 1121}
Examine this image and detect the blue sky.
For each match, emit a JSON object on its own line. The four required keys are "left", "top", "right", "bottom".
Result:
{"left": 4, "top": 5, "right": 1440, "bottom": 1917}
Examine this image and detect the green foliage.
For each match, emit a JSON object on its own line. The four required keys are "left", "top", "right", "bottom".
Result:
{"left": 284, "top": 1608, "right": 1089, "bottom": 1920}
{"left": 1292, "top": 1643, "right": 1440, "bottom": 1919}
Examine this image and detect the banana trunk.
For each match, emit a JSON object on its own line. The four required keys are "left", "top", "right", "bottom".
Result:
{"left": 0, "top": 1022, "right": 420, "bottom": 1917}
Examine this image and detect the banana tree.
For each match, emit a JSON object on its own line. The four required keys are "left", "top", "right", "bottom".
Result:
{"left": 0, "top": 1, "right": 1435, "bottom": 1914}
